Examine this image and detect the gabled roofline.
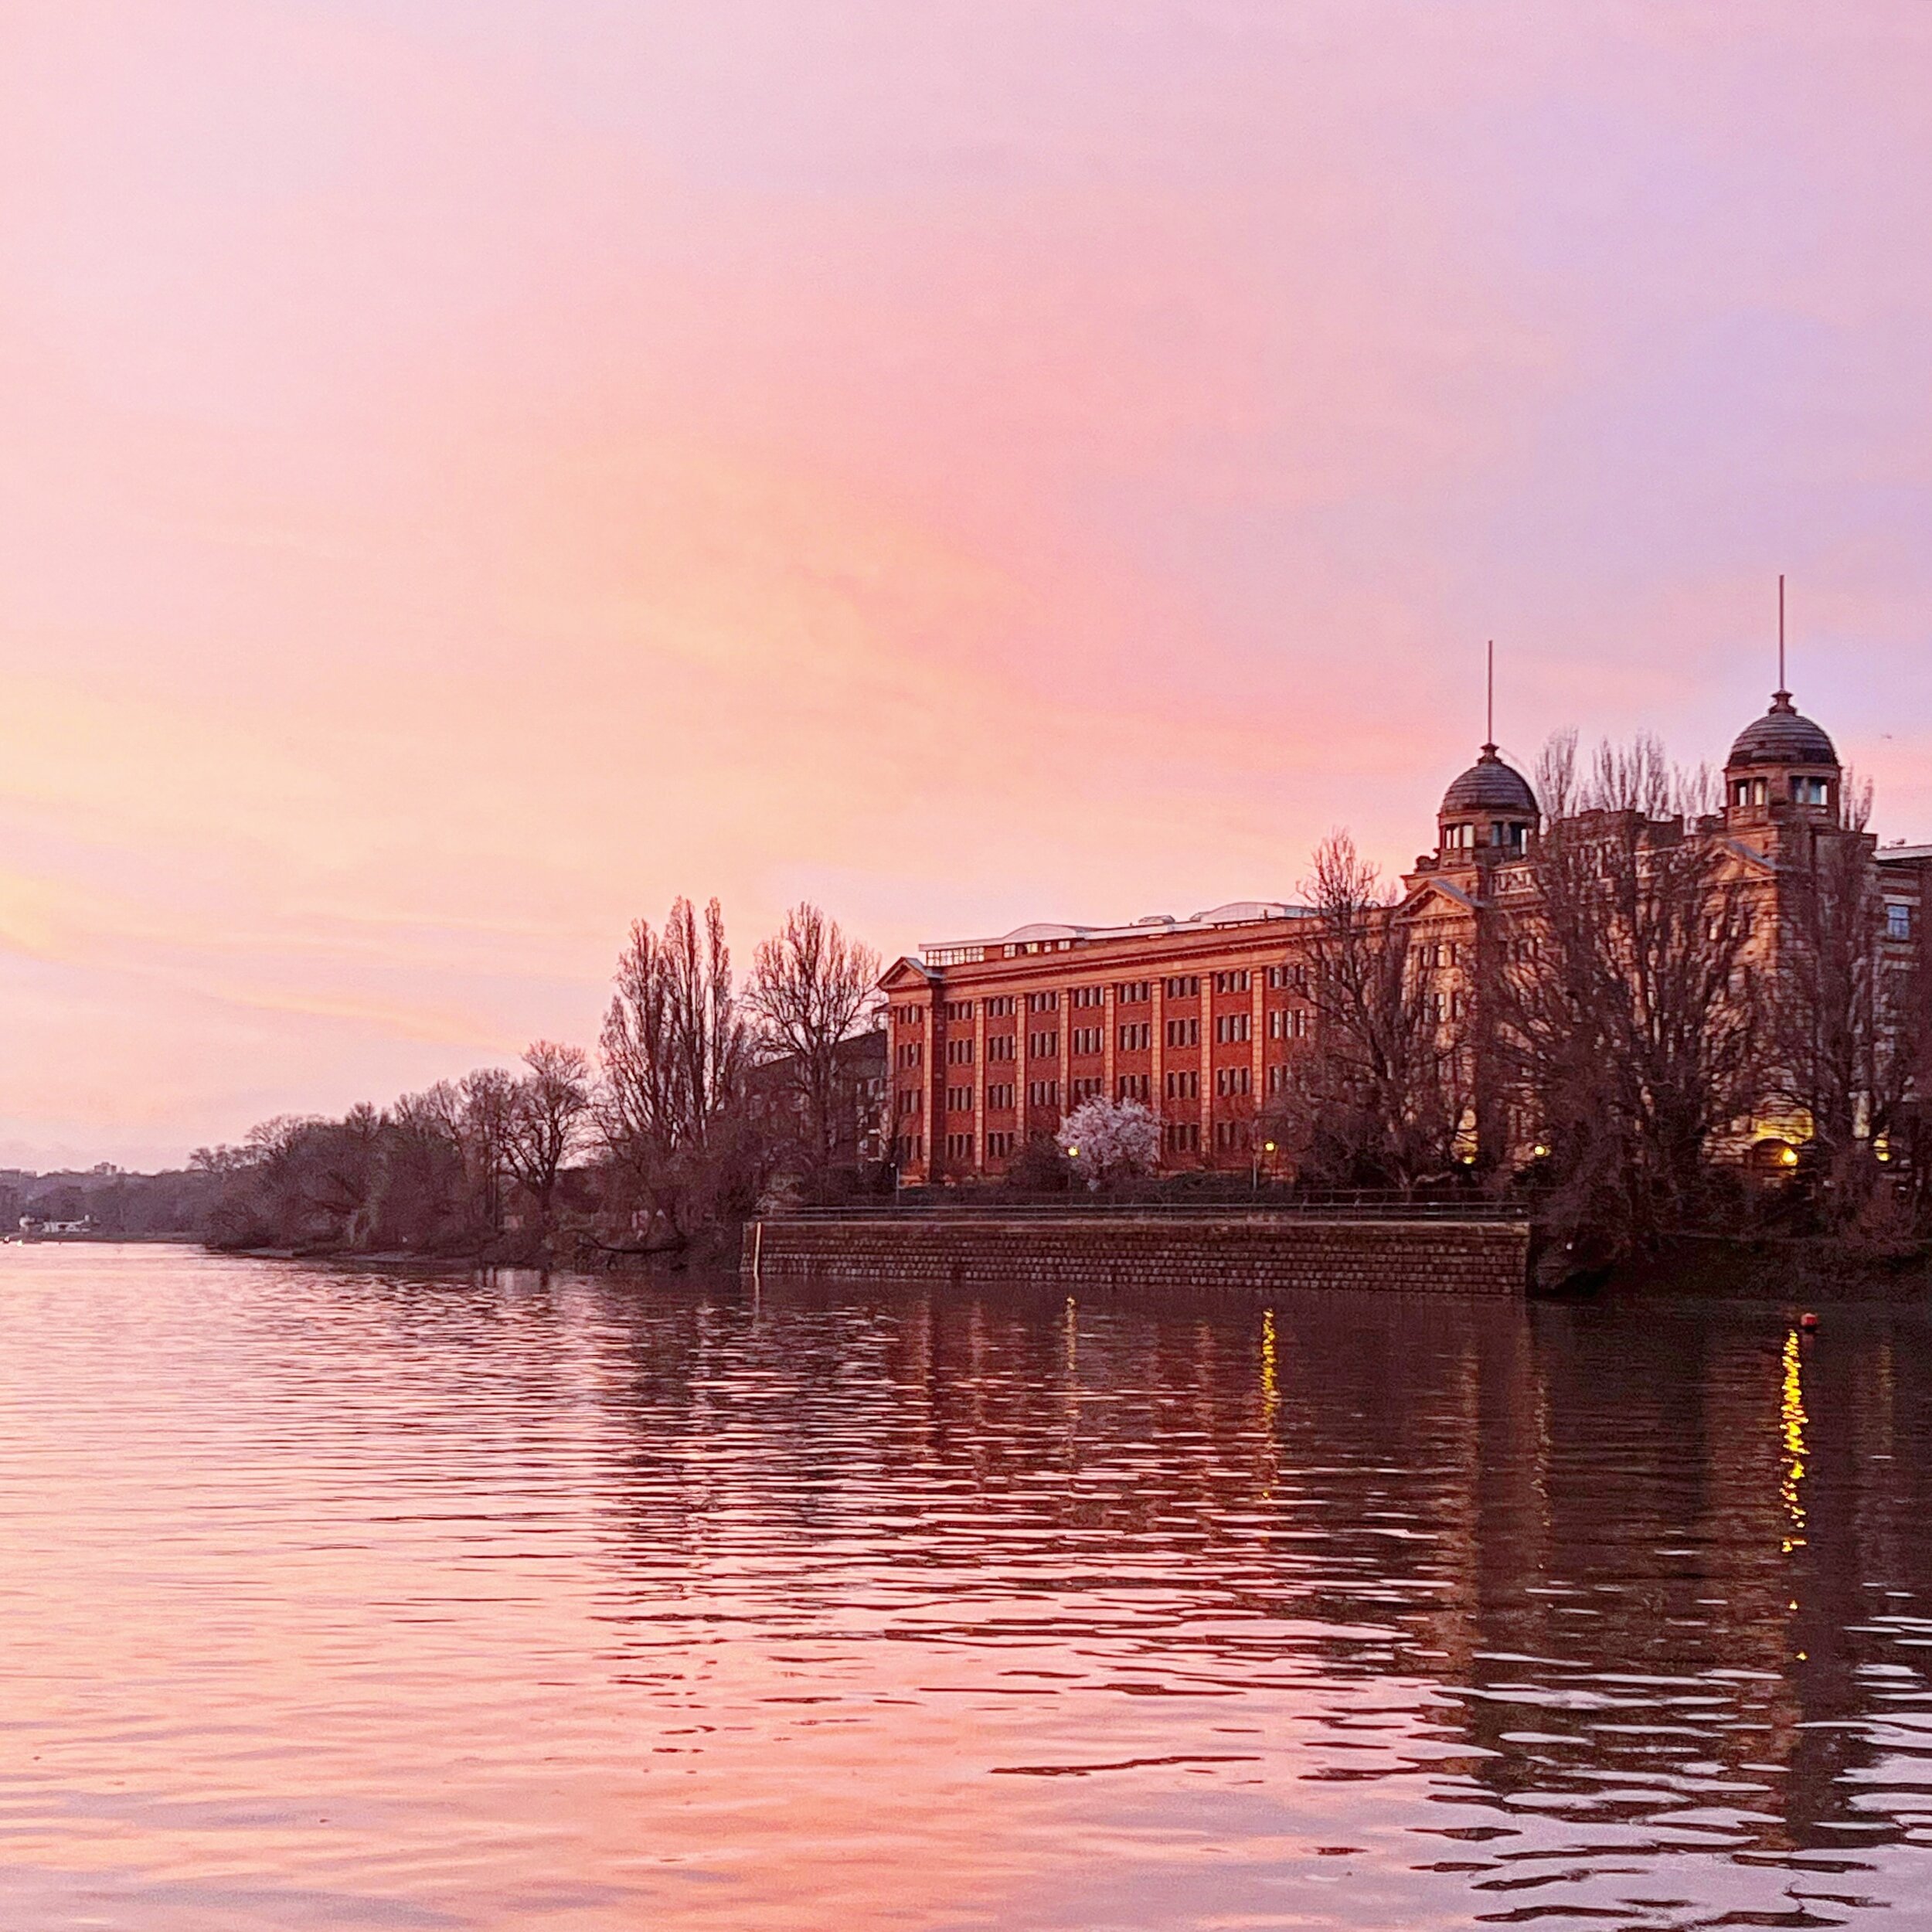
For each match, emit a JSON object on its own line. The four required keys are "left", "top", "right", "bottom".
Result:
{"left": 878, "top": 956, "right": 936, "bottom": 992}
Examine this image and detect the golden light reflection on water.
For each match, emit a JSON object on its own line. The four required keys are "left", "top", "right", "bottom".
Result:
{"left": 0, "top": 1249, "right": 1929, "bottom": 1930}
{"left": 1781, "top": 1327, "right": 1809, "bottom": 1556}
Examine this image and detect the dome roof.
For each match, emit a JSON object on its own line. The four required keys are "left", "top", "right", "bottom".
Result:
{"left": 1727, "top": 692, "right": 1837, "bottom": 769}
{"left": 1440, "top": 747, "right": 1538, "bottom": 820}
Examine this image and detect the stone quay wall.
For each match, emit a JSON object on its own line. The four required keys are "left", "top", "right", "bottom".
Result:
{"left": 742, "top": 1214, "right": 1529, "bottom": 1298}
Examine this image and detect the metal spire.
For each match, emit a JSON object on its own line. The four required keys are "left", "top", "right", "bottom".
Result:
{"left": 1483, "top": 639, "right": 1496, "bottom": 755}
{"left": 1777, "top": 574, "right": 1790, "bottom": 703}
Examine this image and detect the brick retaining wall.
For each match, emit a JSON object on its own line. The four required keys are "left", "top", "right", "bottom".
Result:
{"left": 743, "top": 1215, "right": 1529, "bottom": 1298}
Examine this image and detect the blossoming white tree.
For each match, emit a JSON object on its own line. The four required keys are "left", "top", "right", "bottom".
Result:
{"left": 1056, "top": 1097, "right": 1160, "bottom": 1188}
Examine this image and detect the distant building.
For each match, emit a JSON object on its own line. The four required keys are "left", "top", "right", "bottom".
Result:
{"left": 746, "top": 1026, "right": 889, "bottom": 1171}
{"left": 883, "top": 685, "right": 1932, "bottom": 1184}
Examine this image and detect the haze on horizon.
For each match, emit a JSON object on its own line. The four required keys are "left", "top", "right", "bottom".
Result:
{"left": 2, "top": 2, "right": 1930, "bottom": 1171}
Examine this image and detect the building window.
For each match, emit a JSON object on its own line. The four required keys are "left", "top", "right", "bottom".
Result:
{"left": 983, "top": 995, "right": 1015, "bottom": 1016}
{"left": 1268, "top": 1008, "right": 1311, "bottom": 1040}
{"left": 1165, "top": 1017, "right": 1199, "bottom": 1048}
{"left": 1117, "top": 1022, "right": 1151, "bottom": 1052}
{"left": 985, "top": 1033, "right": 1015, "bottom": 1061}
{"left": 1070, "top": 1076, "right": 1104, "bottom": 1101}
{"left": 894, "top": 1004, "right": 925, "bottom": 1026}
{"left": 1070, "top": 985, "right": 1105, "bottom": 1008}
{"left": 1888, "top": 902, "right": 1913, "bottom": 941}
{"left": 1071, "top": 1026, "right": 1103, "bottom": 1055}
{"left": 1026, "top": 991, "right": 1060, "bottom": 1013}
{"left": 1163, "top": 975, "right": 1200, "bottom": 999}
{"left": 985, "top": 1083, "right": 1015, "bottom": 1111}
{"left": 1213, "top": 1120, "right": 1251, "bottom": 1151}
{"left": 1216, "top": 1066, "right": 1251, "bottom": 1097}
{"left": 1165, "top": 1070, "right": 1199, "bottom": 1100}
{"left": 1114, "top": 981, "right": 1150, "bottom": 1004}
{"left": 944, "top": 1132, "right": 975, "bottom": 1161}
{"left": 1027, "top": 1080, "right": 1060, "bottom": 1108}
{"left": 1213, "top": 1012, "right": 1251, "bottom": 1043}
{"left": 1267, "top": 1064, "right": 1296, "bottom": 1094}
{"left": 941, "top": 999, "right": 975, "bottom": 1022}
{"left": 945, "top": 1086, "right": 974, "bottom": 1114}
{"left": 1164, "top": 1122, "right": 1201, "bottom": 1153}
{"left": 896, "top": 1043, "right": 923, "bottom": 1069}
{"left": 946, "top": 1038, "right": 975, "bottom": 1064}
{"left": 985, "top": 1131, "right": 1015, "bottom": 1159}
{"left": 1116, "top": 1074, "right": 1150, "bottom": 1101}
{"left": 1267, "top": 963, "right": 1308, "bottom": 992}
{"left": 896, "top": 1089, "right": 920, "bottom": 1116}
{"left": 1213, "top": 970, "right": 1251, "bottom": 994}
{"left": 1028, "top": 1030, "right": 1059, "bottom": 1060}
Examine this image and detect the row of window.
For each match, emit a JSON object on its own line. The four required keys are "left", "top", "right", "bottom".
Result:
{"left": 1213, "top": 969, "right": 1250, "bottom": 992}
{"left": 1733, "top": 774, "right": 1831, "bottom": 808}
{"left": 911, "top": 1012, "right": 1311, "bottom": 1074}
{"left": 1266, "top": 964, "right": 1308, "bottom": 990}
{"left": 1164, "top": 975, "right": 1199, "bottom": 999}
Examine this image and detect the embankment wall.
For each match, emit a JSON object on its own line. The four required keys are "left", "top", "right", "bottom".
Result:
{"left": 743, "top": 1215, "right": 1529, "bottom": 1298}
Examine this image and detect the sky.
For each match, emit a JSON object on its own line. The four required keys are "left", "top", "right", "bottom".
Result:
{"left": 2, "top": 2, "right": 1930, "bottom": 1169}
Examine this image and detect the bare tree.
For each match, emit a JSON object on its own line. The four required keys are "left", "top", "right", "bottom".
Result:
{"left": 1498, "top": 733, "right": 1764, "bottom": 1247}
{"left": 1264, "top": 830, "right": 1466, "bottom": 1191}
{"left": 457, "top": 1066, "right": 519, "bottom": 1236}
{"left": 598, "top": 896, "right": 756, "bottom": 1236}
{"left": 505, "top": 1040, "right": 593, "bottom": 1229}
{"left": 747, "top": 903, "right": 882, "bottom": 1175}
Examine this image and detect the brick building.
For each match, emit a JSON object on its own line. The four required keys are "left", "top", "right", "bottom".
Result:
{"left": 882, "top": 682, "right": 1932, "bottom": 1184}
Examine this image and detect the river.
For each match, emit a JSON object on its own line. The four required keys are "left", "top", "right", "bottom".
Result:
{"left": 0, "top": 1245, "right": 1927, "bottom": 1929}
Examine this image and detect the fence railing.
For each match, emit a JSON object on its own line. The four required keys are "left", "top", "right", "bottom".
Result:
{"left": 765, "top": 1193, "right": 1532, "bottom": 1225}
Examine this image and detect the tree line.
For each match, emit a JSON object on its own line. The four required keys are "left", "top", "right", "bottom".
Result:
{"left": 195, "top": 900, "right": 883, "bottom": 1260}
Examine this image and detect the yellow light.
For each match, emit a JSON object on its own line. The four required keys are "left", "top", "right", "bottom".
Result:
{"left": 1066, "top": 1145, "right": 1079, "bottom": 1158}
{"left": 1780, "top": 1145, "right": 1800, "bottom": 1168}
{"left": 1532, "top": 1143, "right": 1551, "bottom": 1159}
{"left": 1263, "top": 1141, "right": 1277, "bottom": 1154}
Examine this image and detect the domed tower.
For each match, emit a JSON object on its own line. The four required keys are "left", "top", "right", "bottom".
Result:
{"left": 1724, "top": 688, "right": 1840, "bottom": 829}
{"left": 1437, "top": 743, "right": 1539, "bottom": 864}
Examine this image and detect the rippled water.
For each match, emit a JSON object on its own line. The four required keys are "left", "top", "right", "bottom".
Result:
{"left": 0, "top": 1248, "right": 1929, "bottom": 1928}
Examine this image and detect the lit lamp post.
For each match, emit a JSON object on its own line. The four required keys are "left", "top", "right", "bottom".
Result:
{"left": 1251, "top": 1138, "right": 1277, "bottom": 1195}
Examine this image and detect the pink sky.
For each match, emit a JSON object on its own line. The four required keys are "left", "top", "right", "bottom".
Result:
{"left": 2, "top": 2, "right": 1930, "bottom": 1168}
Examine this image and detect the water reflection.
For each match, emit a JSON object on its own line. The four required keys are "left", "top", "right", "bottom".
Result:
{"left": 0, "top": 1247, "right": 1927, "bottom": 1929}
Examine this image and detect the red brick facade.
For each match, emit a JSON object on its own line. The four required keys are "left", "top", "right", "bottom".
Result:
{"left": 883, "top": 696, "right": 1932, "bottom": 1186}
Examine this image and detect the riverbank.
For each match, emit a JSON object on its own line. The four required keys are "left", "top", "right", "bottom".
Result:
{"left": 1600, "top": 1230, "right": 1932, "bottom": 1301}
